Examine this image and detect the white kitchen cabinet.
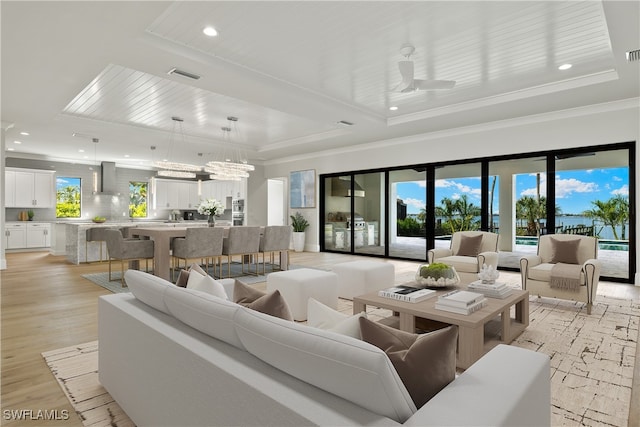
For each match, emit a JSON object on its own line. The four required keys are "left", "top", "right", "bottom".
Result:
{"left": 5, "top": 168, "right": 55, "bottom": 208}
{"left": 5, "top": 223, "right": 27, "bottom": 249}
{"left": 154, "top": 179, "right": 200, "bottom": 210}
{"left": 26, "top": 223, "right": 51, "bottom": 248}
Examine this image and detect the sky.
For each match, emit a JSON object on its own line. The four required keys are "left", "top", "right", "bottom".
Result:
{"left": 397, "top": 167, "right": 629, "bottom": 215}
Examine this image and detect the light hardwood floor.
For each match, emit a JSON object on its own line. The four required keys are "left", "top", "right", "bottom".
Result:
{"left": 1, "top": 250, "right": 639, "bottom": 426}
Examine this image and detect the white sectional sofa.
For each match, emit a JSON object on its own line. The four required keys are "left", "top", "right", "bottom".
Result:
{"left": 99, "top": 270, "right": 550, "bottom": 427}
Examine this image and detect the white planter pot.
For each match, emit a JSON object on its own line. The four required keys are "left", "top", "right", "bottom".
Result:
{"left": 292, "top": 232, "right": 305, "bottom": 252}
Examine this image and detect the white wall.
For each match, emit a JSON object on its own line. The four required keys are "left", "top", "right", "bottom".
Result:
{"left": 263, "top": 101, "right": 640, "bottom": 284}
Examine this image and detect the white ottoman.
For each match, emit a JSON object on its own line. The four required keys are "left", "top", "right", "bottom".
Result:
{"left": 333, "top": 260, "right": 395, "bottom": 300}
{"left": 267, "top": 268, "right": 338, "bottom": 321}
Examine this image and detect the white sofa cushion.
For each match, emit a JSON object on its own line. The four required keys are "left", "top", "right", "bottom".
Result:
{"left": 124, "top": 270, "right": 173, "bottom": 315}
{"left": 164, "top": 286, "right": 245, "bottom": 350}
{"left": 234, "top": 306, "right": 416, "bottom": 423}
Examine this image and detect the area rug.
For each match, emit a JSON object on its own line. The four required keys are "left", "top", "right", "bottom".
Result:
{"left": 44, "top": 295, "right": 638, "bottom": 427}
{"left": 81, "top": 262, "right": 296, "bottom": 293}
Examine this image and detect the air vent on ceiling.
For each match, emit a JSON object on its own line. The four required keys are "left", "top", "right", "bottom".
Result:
{"left": 626, "top": 49, "right": 640, "bottom": 62}
{"left": 337, "top": 120, "right": 354, "bottom": 126}
{"left": 167, "top": 67, "right": 201, "bottom": 80}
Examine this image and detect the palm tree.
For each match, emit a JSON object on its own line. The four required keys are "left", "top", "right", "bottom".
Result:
{"left": 584, "top": 196, "right": 629, "bottom": 240}
{"left": 436, "top": 197, "right": 459, "bottom": 234}
{"left": 455, "top": 195, "right": 480, "bottom": 231}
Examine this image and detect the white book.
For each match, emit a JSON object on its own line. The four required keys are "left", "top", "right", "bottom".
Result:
{"left": 437, "top": 290, "right": 485, "bottom": 308}
{"left": 435, "top": 298, "right": 487, "bottom": 315}
{"left": 378, "top": 286, "right": 437, "bottom": 303}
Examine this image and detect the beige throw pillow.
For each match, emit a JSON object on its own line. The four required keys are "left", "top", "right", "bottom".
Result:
{"left": 233, "top": 280, "right": 293, "bottom": 321}
{"left": 455, "top": 234, "right": 483, "bottom": 257}
{"left": 359, "top": 318, "right": 457, "bottom": 408}
{"left": 549, "top": 237, "right": 580, "bottom": 264}
{"left": 175, "top": 269, "right": 190, "bottom": 287}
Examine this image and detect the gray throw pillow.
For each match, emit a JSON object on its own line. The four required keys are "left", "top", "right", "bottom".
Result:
{"left": 455, "top": 234, "right": 483, "bottom": 257}
{"left": 233, "top": 280, "right": 293, "bottom": 321}
{"left": 549, "top": 237, "right": 580, "bottom": 264}
{"left": 359, "top": 318, "right": 457, "bottom": 408}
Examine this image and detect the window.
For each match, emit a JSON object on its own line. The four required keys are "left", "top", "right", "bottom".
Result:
{"left": 129, "top": 181, "right": 148, "bottom": 218}
{"left": 56, "top": 177, "right": 81, "bottom": 218}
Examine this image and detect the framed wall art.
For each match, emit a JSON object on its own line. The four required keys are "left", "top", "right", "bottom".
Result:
{"left": 290, "top": 169, "right": 316, "bottom": 208}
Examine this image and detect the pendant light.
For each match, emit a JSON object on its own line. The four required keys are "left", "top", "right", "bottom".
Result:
{"left": 153, "top": 116, "right": 201, "bottom": 178}
{"left": 204, "top": 116, "right": 254, "bottom": 181}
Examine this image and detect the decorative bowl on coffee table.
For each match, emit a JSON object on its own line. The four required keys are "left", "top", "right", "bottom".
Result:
{"left": 415, "top": 263, "right": 460, "bottom": 288}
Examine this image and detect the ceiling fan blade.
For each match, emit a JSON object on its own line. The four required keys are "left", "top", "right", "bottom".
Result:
{"left": 393, "top": 60, "right": 415, "bottom": 92}
{"left": 414, "top": 79, "right": 456, "bottom": 91}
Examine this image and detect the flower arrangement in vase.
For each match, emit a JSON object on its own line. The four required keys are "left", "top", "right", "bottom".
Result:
{"left": 196, "top": 198, "right": 224, "bottom": 227}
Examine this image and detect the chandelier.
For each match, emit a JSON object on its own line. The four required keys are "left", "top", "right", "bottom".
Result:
{"left": 153, "top": 116, "right": 201, "bottom": 178}
{"left": 204, "top": 116, "right": 254, "bottom": 181}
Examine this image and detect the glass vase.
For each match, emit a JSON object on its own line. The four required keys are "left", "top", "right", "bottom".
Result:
{"left": 208, "top": 215, "right": 216, "bottom": 227}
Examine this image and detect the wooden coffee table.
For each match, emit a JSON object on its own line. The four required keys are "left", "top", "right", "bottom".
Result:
{"left": 353, "top": 287, "right": 529, "bottom": 369}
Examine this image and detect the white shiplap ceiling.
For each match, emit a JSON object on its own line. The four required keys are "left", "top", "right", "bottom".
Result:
{"left": 2, "top": 1, "right": 638, "bottom": 169}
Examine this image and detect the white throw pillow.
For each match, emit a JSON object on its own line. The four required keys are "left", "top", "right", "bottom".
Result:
{"left": 307, "top": 298, "right": 367, "bottom": 339}
{"left": 186, "top": 270, "right": 228, "bottom": 300}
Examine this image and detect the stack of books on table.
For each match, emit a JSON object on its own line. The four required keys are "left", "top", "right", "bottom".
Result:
{"left": 378, "top": 286, "right": 437, "bottom": 303}
{"left": 467, "top": 280, "right": 513, "bottom": 299}
{"left": 435, "top": 290, "right": 487, "bottom": 315}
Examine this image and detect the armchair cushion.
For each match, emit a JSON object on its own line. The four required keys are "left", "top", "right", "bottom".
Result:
{"left": 435, "top": 256, "right": 480, "bottom": 274}
{"left": 549, "top": 237, "right": 580, "bottom": 264}
{"left": 455, "top": 234, "right": 483, "bottom": 257}
{"left": 528, "top": 263, "right": 586, "bottom": 285}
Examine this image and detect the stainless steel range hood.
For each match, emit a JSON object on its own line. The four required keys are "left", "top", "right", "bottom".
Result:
{"left": 99, "top": 161, "right": 117, "bottom": 194}
{"left": 330, "top": 177, "right": 365, "bottom": 197}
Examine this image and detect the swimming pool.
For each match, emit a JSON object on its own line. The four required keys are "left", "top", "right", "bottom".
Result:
{"left": 515, "top": 236, "right": 629, "bottom": 251}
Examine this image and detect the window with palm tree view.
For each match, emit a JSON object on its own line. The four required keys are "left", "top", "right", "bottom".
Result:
{"left": 129, "top": 181, "right": 148, "bottom": 218}
{"left": 321, "top": 143, "right": 634, "bottom": 282}
{"left": 56, "top": 177, "right": 81, "bottom": 218}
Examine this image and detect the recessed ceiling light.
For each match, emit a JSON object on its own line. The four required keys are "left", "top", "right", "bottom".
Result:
{"left": 78, "top": 149, "right": 85, "bottom": 153}
{"left": 389, "top": 106, "right": 398, "bottom": 111}
{"left": 13, "top": 140, "right": 22, "bottom": 144}
{"left": 203, "top": 26, "right": 218, "bottom": 37}
{"left": 124, "top": 154, "right": 130, "bottom": 158}
{"left": 7, "top": 147, "right": 14, "bottom": 151}
{"left": 558, "top": 63, "right": 572, "bottom": 70}
{"left": 19, "top": 132, "right": 29, "bottom": 136}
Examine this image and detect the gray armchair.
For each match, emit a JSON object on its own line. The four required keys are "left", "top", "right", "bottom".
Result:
{"left": 222, "top": 226, "right": 261, "bottom": 277}
{"left": 172, "top": 227, "right": 224, "bottom": 280}
{"left": 85, "top": 227, "right": 115, "bottom": 263}
{"left": 105, "top": 229, "right": 154, "bottom": 286}
{"left": 427, "top": 231, "right": 499, "bottom": 284}
{"left": 520, "top": 234, "right": 601, "bottom": 314}
{"left": 259, "top": 225, "right": 292, "bottom": 274}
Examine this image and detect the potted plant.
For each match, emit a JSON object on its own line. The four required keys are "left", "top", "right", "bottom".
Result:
{"left": 290, "top": 212, "right": 310, "bottom": 252}
{"left": 27, "top": 209, "right": 34, "bottom": 221}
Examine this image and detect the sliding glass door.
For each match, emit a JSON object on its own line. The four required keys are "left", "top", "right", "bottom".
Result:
{"left": 389, "top": 168, "right": 427, "bottom": 259}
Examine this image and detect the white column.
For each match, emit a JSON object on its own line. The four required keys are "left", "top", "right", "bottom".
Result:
{"left": 498, "top": 172, "right": 514, "bottom": 252}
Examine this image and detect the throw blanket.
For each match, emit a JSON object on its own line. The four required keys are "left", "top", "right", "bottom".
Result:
{"left": 550, "top": 263, "right": 582, "bottom": 291}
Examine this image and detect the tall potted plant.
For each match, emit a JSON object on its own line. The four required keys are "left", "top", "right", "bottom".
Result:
{"left": 290, "top": 212, "right": 309, "bottom": 252}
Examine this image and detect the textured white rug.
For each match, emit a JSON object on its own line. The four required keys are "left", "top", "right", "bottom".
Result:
{"left": 43, "top": 295, "right": 638, "bottom": 427}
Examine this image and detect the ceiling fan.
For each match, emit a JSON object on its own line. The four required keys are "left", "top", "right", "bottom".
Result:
{"left": 393, "top": 44, "right": 456, "bottom": 93}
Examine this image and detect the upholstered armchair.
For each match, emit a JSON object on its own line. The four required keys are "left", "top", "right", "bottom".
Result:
{"left": 172, "top": 227, "right": 224, "bottom": 280}
{"left": 427, "top": 231, "right": 499, "bottom": 284}
{"left": 222, "top": 226, "right": 262, "bottom": 277}
{"left": 105, "top": 229, "right": 154, "bottom": 287}
{"left": 520, "top": 234, "right": 601, "bottom": 314}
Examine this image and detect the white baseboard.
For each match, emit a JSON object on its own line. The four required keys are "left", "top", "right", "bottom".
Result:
{"left": 0, "top": 257, "right": 6, "bottom": 270}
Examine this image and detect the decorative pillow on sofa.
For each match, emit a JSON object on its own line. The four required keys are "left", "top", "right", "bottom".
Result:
{"left": 175, "top": 263, "right": 209, "bottom": 287}
{"left": 359, "top": 317, "right": 457, "bottom": 408}
{"left": 307, "top": 297, "right": 367, "bottom": 339}
{"left": 186, "top": 267, "right": 228, "bottom": 300}
{"left": 234, "top": 280, "right": 293, "bottom": 321}
{"left": 455, "top": 234, "right": 483, "bottom": 257}
{"left": 549, "top": 237, "right": 580, "bottom": 264}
